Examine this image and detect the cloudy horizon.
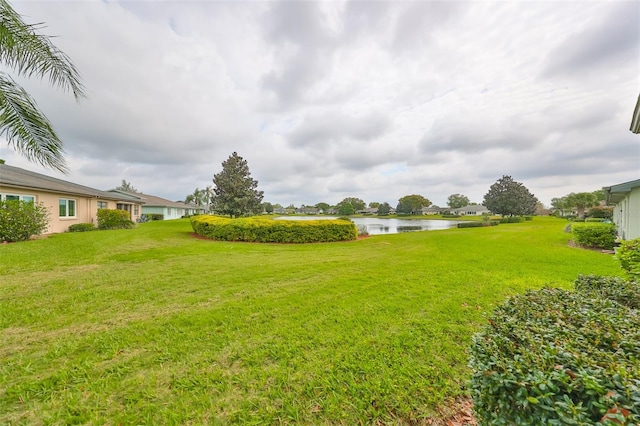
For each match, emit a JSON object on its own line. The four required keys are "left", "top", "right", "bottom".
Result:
{"left": 1, "top": 0, "right": 639, "bottom": 208}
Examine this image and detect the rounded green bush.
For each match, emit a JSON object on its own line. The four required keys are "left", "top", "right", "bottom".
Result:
{"left": 571, "top": 223, "right": 616, "bottom": 249}
{"left": 67, "top": 223, "right": 95, "bottom": 232}
{"left": 469, "top": 288, "right": 640, "bottom": 425}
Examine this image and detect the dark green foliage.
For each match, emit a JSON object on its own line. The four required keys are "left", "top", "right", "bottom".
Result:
{"left": 587, "top": 206, "right": 613, "bottom": 219}
{"left": 395, "top": 200, "right": 413, "bottom": 215}
{"left": 337, "top": 202, "right": 355, "bottom": 216}
{"left": 377, "top": 202, "right": 391, "bottom": 216}
{"left": 0, "top": 199, "right": 49, "bottom": 242}
{"left": 397, "top": 194, "right": 431, "bottom": 215}
{"left": 337, "top": 197, "right": 365, "bottom": 211}
{"left": 97, "top": 209, "right": 134, "bottom": 230}
{"left": 483, "top": 175, "right": 538, "bottom": 217}
{"left": 572, "top": 223, "right": 616, "bottom": 250}
{"left": 616, "top": 238, "right": 640, "bottom": 281}
{"left": 146, "top": 213, "right": 164, "bottom": 221}
{"left": 457, "top": 221, "right": 499, "bottom": 228}
{"left": 524, "top": 216, "right": 533, "bottom": 221}
{"left": 191, "top": 215, "right": 358, "bottom": 243}
{"left": 499, "top": 216, "right": 524, "bottom": 223}
{"left": 574, "top": 275, "right": 640, "bottom": 309}
{"left": 212, "top": 152, "right": 264, "bottom": 218}
{"left": 66, "top": 223, "right": 95, "bottom": 232}
{"left": 469, "top": 288, "right": 640, "bottom": 426}
{"left": 441, "top": 214, "right": 460, "bottom": 218}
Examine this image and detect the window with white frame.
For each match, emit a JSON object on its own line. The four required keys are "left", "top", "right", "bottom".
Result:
{"left": 97, "top": 201, "right": 108, "bottom": 210}
{"left": 134, "top": 205, "right": 139, "bottom": 215}
{"left": 1, "top": 193, "right": 35, "bottom": 202}
{"left": 59, "top": 198, "right": 76, "bottom": 217}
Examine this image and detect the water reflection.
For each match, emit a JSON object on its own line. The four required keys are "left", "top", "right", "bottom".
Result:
{"left": 274, "top": 216, "right": 461, "bottom": 235}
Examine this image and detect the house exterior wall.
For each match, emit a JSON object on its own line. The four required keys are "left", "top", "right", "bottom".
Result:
{"left": 141, "top": 206, "right": 185, "bottom": 220}
{"left": 0, "top": 186, "right": 142, "bottom": 234}
{"left": 613, "top": 186, "right": 640, "bottom": 240}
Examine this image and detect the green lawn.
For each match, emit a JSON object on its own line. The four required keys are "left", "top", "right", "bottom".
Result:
{"left": 0, "top": 217, "right": 622, "bottom": 424}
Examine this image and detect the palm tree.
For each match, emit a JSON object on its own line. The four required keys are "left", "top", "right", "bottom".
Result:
{"left": 0, "top": 0, "right": 86, "bottom": 173}
{"left": 566, "top": 192, "right": 598, "bottom": 219}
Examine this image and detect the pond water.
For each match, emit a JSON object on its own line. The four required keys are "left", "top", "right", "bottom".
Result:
{"left": 275, "top": 216, "right": 462, "bottom": 235}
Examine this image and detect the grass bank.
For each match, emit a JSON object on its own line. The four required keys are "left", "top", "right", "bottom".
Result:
{"left": 0, "top": 217, "right": 621, "bottom": 424}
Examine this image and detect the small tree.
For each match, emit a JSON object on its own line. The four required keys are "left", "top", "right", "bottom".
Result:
{"left": 565, "top": 192, "right": 598, "bottom": 219}
{"left": 262, "top": 202, "right": 274, "bottom": 214}
{"left": 483, "top": 175, "right": 538, "bottom": 216}
{"left": 337, "top": 202, "right": 355, "bottom": 216}
{"left": 315, "top": 202, "right": 330, "bottom": 213}
{"left": 338, "top": 197, "right": 366, "bottom": 212}
{"left": 398, "top": 194, "right": 431, "bottom": 215}
{"left": 377, "top": 202, "right": 391, "bottom": 216}
{"left": 212, "top": 152, "right": 264, "bottom": 218}
{"left": 396, "top": 199, "right": 413, "bottom": 215}
{"left": 0, "top": 199, "right": 49, "bottom": 242}
{"left": 447, "top": 193, "right": 470, "bottom": 209}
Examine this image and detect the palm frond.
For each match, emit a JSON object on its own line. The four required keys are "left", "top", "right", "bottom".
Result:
{"left": 0, "top": 0, "right": 86, "bottom": 100}
{"left": 0, "top": 73, "right": 67, "bottom": 172}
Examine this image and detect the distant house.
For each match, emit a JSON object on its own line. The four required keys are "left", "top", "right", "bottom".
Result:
{"left": 356, "top": 207, "right": 378, "bottom": 215}
{"left": 296, "top": 206, "right": 319, "bottom": 214}
{"left": 606, "top": 179, "right": 640, "bottom": 241}
{"left": 421, "top": 206, "right": 447, "bottom": 215}
{"left": 109, "top": 191, "right": 204, "bottom": 220}
{"left": 0, "top": 163, "right": 143, "bottom": 234}
{"left": 451, "top": 205, "right": 491, "bottom": 216}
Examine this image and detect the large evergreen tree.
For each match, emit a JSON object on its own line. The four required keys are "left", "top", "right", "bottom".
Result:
{"left": 115, "top": 179, "right": 138, "bottom": 193}
{"left": 212, "top": 152, "right": 263, "bottom": 218}
{"left": 483, "top": 175, "right": 538, "bottom": 216}
{"left": 0, "top": 0, "right": 85, "bottom": 172}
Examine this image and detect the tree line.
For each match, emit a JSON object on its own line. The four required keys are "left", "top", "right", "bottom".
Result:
{"left": 182, "top": 154, "right": 543, "bottom": 219}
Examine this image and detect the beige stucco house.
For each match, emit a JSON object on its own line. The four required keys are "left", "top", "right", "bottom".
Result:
{"left": 0, "top": 164, "right": 143, "bottom": 234}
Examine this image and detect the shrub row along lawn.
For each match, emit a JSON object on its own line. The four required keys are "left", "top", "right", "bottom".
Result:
{"left": 0, "top": 217, "right": 623, "bottom": 424}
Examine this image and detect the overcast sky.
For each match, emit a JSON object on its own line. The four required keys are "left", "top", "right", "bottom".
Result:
{"left": 2, "top": 0, "right": 639, "bottom": 207}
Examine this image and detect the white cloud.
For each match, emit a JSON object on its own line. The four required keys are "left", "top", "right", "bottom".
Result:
{"left": 1, "top": 0, "right": 638, "bottom": 209}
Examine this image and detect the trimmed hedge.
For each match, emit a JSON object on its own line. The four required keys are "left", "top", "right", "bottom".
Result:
{"left": 190, "top": 215, "right": 358, "bottom": 243}
{"left": 572, "top": 223, "right": 616, "bottom": 250}
{"left": 469, "top": 287, "right": 640, "bottom": 425}
{"left": 97, "top": 209, "right": 135, "bottom": 230}
{"left": 67, "top": 223, "right": 95, "bottom": 232}
{"left": 457, "top": 221, "right": 499, "bottom": 228}
{"left": 442, "top": 214, "right": 460, "bottom": 218}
